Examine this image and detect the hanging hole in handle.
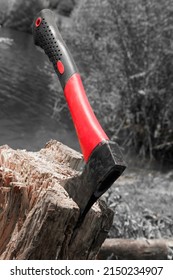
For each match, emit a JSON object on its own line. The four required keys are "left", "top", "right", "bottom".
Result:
{"left": 35, "top": 17, "right": 42, "bottom": 28}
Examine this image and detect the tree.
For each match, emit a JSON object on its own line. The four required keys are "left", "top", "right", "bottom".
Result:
{"left": 70, "top": 0, "right": 173, "bottom": 163}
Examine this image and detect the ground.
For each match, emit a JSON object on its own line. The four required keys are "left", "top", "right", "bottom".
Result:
{"left": 103, "top": 164, "right": 173, "bottom": 239}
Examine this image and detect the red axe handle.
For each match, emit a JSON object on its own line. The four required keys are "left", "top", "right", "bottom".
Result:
{"left": 33, "top": 9, "right": 109, "bottom": 162}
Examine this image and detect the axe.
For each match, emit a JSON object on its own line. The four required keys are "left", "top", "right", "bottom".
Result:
{"left": 32, "top": 9, "right": 126, "bottom": 222}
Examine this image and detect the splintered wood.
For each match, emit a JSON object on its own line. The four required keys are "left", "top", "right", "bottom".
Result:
{"left": 0, "top": 140, "right": 113, "bottom": 260}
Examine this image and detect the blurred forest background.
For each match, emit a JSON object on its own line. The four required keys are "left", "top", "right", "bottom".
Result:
{"left": 0, "top": 0, "right": 173, "bottom": 167}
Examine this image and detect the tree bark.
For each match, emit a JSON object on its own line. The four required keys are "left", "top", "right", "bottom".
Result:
{"left": 97, "top": 238, "right": 173, "bottom": 260}
{"left": 0, "top": 140, "right": 113, "bottom": 260}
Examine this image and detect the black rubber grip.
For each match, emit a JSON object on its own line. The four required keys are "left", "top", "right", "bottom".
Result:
{"left": 32, "top": 9, "right": 78, "bottom": 88}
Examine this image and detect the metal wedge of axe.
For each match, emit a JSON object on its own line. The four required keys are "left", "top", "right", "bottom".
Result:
{"left": 32, "top": 9, "right": 126, "bottom": 223}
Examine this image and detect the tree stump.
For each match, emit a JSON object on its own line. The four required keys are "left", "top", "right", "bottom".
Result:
{"left": 0, "top": 140, "right": 113, "bottom": 260}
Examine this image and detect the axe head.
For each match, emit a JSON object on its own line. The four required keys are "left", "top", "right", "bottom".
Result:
{"left": 64, "top": 140, "right": 126, "bottom": 223}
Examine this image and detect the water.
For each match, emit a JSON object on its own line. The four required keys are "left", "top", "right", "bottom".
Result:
{"left": 0, "top": 28, "right": 79, "bottom": 152}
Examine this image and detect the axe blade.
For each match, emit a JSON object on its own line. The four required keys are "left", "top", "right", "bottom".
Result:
{"left": 64, "top": 140, "right": 126, "bottom": 222}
